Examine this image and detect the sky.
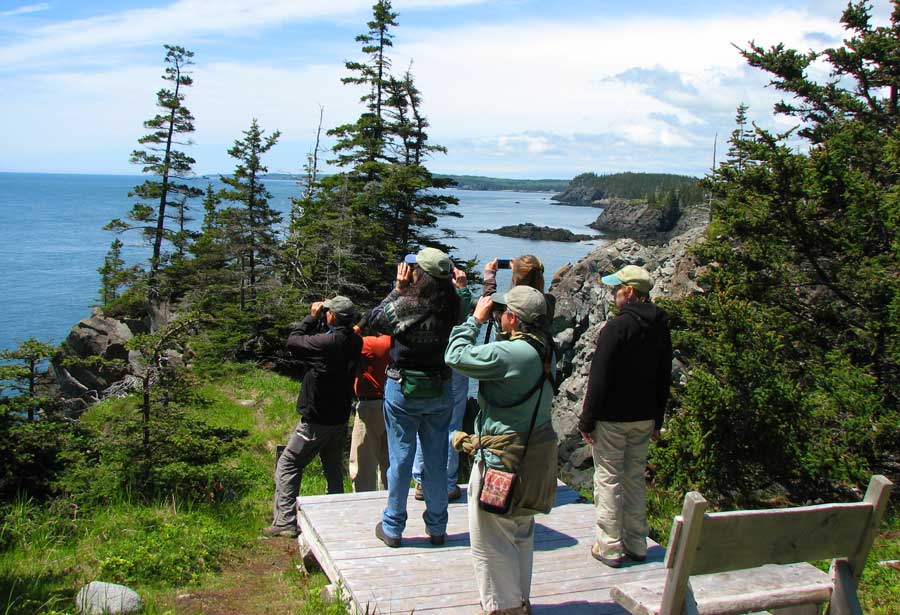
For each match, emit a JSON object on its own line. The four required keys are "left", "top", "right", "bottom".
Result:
{"left": 0, "top": 0, "right": 893, "bottom": 179}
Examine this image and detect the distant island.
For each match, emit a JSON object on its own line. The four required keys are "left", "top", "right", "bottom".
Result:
{"left": 479, "top": 223, "right": 599, "bottom": 242}
{"left": 434, "top": 175, "right": 569, "bottom": 192}
{"left": 552, "top": 171, "right": 703, "bottom": 207}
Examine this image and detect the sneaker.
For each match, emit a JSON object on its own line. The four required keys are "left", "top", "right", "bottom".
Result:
{"left": 448, "top": 485, "right": 462, "bottom": 501}
{"left": 261, "top": 524, "right": 298, "bottom": 538}
{"left": 625, "top": 549, "right": 647, "bottom": 562}
{"left": 375, "top": 522, "right": 401, "bottom": 548}
{"left": 414, "top": 482, "right": 424, "bottom": 501}
{"left": 429, "top": 533, "right": 446, "bottom": 546}
{"left": 591, "top": 543, "right": 624, "bottom": 568}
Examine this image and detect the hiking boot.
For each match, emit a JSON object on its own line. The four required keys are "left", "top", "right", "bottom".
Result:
{"left": 625, "top": 549, "right": 647, "bottom": 562}
{"left": 375, "top": 522, "right": 401, "bottom": 548}
{"left": 414, "top": 482, "right": 424, "bottom": 501}
{"left": 261, "top": 524, "right": 298, "bottom": 538}
{"left": 429, "top": 533, "right": 446, "bottom": 546}
{"left": 448, "top": 485, "right": 462, "bottom": 501}
{"left": 591, "top": 543, "right": 624, "bottom": 568}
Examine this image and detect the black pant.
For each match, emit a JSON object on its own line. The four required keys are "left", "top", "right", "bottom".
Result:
{"left": 272, "top": 419, "right": 346, "bottom": 528}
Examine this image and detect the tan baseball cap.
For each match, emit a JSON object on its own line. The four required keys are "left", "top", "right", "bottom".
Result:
{"left": 601, "top": 265, "right": 653, "bottom": 293}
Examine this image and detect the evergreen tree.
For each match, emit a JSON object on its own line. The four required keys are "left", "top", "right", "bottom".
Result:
{"left": 0, "top": 339, "right": 55, "bottom": 421}
{"left": 105, "top": 45, "right": 202, "bottom": 296}
{"left": 98, "top": 238, "right": 127, "bottom": 306}
{"left": 655, "top": 1, "right": 900, "bottom": 501}
{"left": 285, "top": 2, "right": 459, "bottom": 302}
{"left": 219, "top": 119, "right": 282, "bottom": 309}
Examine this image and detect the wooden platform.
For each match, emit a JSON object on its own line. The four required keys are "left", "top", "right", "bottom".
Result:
{"left": 296, "top": 482, "right": 666, "bottom": 614}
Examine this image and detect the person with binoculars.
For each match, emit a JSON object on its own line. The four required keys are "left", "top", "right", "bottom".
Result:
{"left": 368, "top": 247, "right": 465, "bottom": 547}
{"left": 263, "top": 296, "right": 362, "bottom": 538}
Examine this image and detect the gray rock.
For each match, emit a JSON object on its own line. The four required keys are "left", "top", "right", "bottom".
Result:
{"left": 52, "top": 309, "right": 133, "bottom": 397}
{"left": 76, "top": 581, "right": 143, "bottom": 615}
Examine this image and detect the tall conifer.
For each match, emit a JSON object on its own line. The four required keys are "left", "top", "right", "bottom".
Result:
{"left": 106, "top": 45, "right": 202, "bottom": 296}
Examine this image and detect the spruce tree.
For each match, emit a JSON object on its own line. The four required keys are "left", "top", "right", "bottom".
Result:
{"left": 105, "top": 45, "right": 202, "bottom": 296}
{"left": 0, "top": 339, "right": 56, "bottom": 421}
{"left": 219, "top": 119, "right": 282, "bottom": 309}
{"left": 655, "top": 1, "right": 900, "bottom": 500}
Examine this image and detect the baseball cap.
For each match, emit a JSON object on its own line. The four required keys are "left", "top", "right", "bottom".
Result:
{"left": 323, "top": 295, "right": 356, "bottom": 319}
{"left": 493, "top": 285, "right": 547, "bottom": 325}
{"left": 415, "top": 247, "right": 452, "bottom": 279}
{"left": 601, "top": 265, "right": 654, "bottom": 294}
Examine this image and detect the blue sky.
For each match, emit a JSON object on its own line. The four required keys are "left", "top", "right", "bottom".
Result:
{"left": 0, "top": 0, "right": 891, "bottom": 178}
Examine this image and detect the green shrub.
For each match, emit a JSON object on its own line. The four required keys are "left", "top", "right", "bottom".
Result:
{"left": 95, "top": 509, "right": 232, "bottom": 587}
{"left": 59, "top": 395, "right": 249, "bottom": 507}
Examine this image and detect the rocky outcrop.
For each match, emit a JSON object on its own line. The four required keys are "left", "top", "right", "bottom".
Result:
{"left": 52, "top": 309, "right": 143, "bottom": 399}
{"left": 479, "top": 223, "right": 599, "bottom": 242}
{"left": 549, "top": 224, "right": 707, "bottom": 489}
{"left": 550, "top": 186, "right": 610, "bottom": 207}
{"left": 590, "top": 202, "right": 708, "bottom": 246}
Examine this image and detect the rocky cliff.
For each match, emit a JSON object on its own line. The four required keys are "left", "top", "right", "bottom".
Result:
{"left": 548, "top": 224, "right": 708, "bottom": 489}
{"left": 589, "top": 202, "right": 708, "bottom": 245}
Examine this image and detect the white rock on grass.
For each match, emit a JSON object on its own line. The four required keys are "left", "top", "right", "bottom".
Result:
{"left": 76, "top": 581, "right": 143, "bottom": 615}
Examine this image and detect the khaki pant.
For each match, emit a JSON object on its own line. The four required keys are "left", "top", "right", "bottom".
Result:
{"left": 468, "top": 461, "right": 535, "bottom": 614}
{"left": 349, "top": 398, "right": 389, "bottom": 492}
{"left": 591, "top": 419, "right": 654, "bottom": 559}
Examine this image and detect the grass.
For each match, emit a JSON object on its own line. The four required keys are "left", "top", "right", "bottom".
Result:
{"left": 0, "top": 364, "right": 350, "bottom": 615}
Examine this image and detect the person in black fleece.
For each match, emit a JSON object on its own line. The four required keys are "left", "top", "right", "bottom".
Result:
{"left": 578, "top": 265, "right": 672, "bottom": 568}
{"left": 264, "top": 295, "right": 362, "bottom": 538}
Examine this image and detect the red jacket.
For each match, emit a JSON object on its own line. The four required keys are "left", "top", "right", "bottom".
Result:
{"left": 354, "top": 335, "right": 391, "bottom": 399}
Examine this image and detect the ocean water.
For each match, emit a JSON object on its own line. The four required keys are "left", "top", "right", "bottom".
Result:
{"left": 0, "top": 173, "right": 603, "bottom": 352}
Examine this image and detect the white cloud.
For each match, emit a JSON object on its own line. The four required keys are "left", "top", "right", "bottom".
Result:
{"left": 0, "top": 0, "right": 489, "bottom": 65}
{"left": 0, "top": 2, "right": 878, "bottom": 176}
{"left": 0, "top": 3, "right": 50, "bottom": 17}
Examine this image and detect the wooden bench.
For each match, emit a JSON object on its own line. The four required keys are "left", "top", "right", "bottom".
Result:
{"left": 610, "top": 475, "right": 893, "bottom": 615}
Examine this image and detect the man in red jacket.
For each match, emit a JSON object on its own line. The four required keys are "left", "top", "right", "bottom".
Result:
{"left": 349, "top": 328, "right": 391, "bottom": 492}
{"left": 578, "top": 265, "right": 672, "bottom": 568}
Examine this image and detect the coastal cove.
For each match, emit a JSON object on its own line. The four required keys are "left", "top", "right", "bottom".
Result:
{"left": 0, "top": 172, "right": 603, "bottom": 352}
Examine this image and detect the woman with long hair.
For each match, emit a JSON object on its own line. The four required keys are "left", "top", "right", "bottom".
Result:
{"left": 368, "top": 247, "right": 463, "bottom": 547}
{"left": 483, "top": 254, "right": 556, "bottom": 327}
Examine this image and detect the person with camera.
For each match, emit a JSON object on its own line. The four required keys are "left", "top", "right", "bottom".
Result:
{"left": 368, "top": 247, "right": 463, "bottom": 547}
{"left": 445, "top": 286, "right": 558, "bottom": 615}
{"left": 263, "top": 296, "right": 362, "bottom": 538}
{"left": 482, "top": 254, "right": 556, "bottom": 323}
{"left": 578, "top": 265, "right": 672, "bottom": 568}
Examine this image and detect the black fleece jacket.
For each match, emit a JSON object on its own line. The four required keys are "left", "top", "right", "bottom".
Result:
{"left": 286, "top": 316, "right": 363, "bottom": 425}
{"left": 578, "top": 302, "right": 673, "bottom": 432}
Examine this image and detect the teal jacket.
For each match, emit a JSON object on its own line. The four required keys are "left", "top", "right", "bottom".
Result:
{"left": 445, "top": 315, "right": 558, "bottom": 514}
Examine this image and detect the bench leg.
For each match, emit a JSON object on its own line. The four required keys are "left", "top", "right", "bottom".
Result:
{"left": 828, "top": 560, "right": 863, "bottom": 615}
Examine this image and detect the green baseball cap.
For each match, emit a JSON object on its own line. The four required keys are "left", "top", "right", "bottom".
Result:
{"left": 415, "top": 247, "right": 452, "bottom": 279}
{"left": 493, "top": 285, "right": 547, "bottom": 325}
{"left": 601, "top": 265, "right": 654, "bottom": 294}
{"left": 323, "top": 295, "right": 356, "bottom": 319}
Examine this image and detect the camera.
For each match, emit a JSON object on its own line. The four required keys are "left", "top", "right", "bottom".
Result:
{"left": 402, "top": 253, "right": 418, "bottom": 266}
{"left": 496, "top": 259, "right": 511, "bottom": 269}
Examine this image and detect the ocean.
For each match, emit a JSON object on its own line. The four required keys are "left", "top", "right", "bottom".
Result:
{"left": 0, "top": 172, "right": 603, "bottom": 352}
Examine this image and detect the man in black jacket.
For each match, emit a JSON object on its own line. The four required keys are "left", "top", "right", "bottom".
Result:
{"left": 578, "top": 265, "right": 672, "bottom": 567}
{"left": 264, "top": 295, "right": 362, "bottom": 538}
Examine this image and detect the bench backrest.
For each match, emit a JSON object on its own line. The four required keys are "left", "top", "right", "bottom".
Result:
{"left": 660, "top": 475, "right": 893, "bottom": 615}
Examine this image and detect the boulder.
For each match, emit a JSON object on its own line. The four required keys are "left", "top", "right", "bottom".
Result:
{"left": 76, "top": 581, "right": 142, "bottom": 615}
{"left": 52, "top": 309, "right": 133, "bottom": 397}
{"left": 549, "top": 225, "right": 707, "bottom": 490}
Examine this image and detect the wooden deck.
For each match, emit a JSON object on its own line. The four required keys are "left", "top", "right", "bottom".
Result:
{"left": 296, "top": 482, "right": 667, "bottom": 614}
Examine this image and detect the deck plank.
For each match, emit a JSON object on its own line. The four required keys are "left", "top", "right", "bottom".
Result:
{"left": 296, "top": 483, "right": 664, "bottom": 614}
